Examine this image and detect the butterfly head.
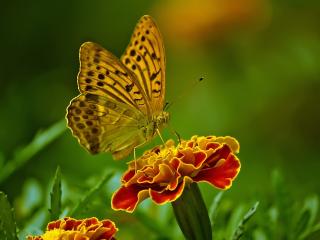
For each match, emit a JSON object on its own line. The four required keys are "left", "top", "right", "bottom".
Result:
{"left": 156, "top": 111, "right": 170, "bottom": 129}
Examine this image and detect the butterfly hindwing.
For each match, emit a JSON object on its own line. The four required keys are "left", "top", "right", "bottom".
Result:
{"left": 67, "top": 93, "right": 146, "bottom": 157}
{"left": 121, "top": 15, "right": 166, "bottom": 113}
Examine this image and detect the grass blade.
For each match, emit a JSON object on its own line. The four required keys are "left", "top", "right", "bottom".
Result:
{"left": 232, "top": 201, "right": 259, "bottom": 240}
{"left": 0, "top": 119, "right": 67, "bottom": 184}
{"left": 49, "top": 166, "right": 62, "bottom": 220}
{"left": 209, "top": 191, "right": 224, "bottom": 228}
{"left": 0, "top": 192, "right": 18, "bottom": 240}
{"left": 69, "top": 171, "right": 114, "bottom": 217}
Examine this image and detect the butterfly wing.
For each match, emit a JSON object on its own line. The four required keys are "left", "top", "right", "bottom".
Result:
{"left": 67, "top": 93, "right": 146, "bottom": 159}
{"left": 121, "top": 15, "right": 166, "bottom": 114}
{"left": 67, "top": 42, "right": 151, "bottom": 159}
{"left": 78, "top": 42, "right": 151, "bottom": 115}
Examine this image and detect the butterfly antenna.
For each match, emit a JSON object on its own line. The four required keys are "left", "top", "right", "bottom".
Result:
{"left": 164, "top": 77, "right": 204, "bottom": 110}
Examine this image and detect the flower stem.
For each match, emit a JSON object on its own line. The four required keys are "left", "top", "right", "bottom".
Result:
{"left": 172, "top": 183, "right": 212, "bottom": 240}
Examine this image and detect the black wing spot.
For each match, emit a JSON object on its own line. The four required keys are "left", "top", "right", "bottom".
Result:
{"left": 151, "top": 53, "right": 157, "bottom": 59}
{"left": 130, "top": 50, "right": 136, "bottom": 56}
{"left": 86, "top": 121, "right": 93, "bottom": 126}
{"left": 106, "top": 70, "right": 110, "bottom": 75}
{"left": 89, "top": 104, "right": 97, "bottom": 109}
{"left": 132, "top": 64, "right": 136, "bottom": 70}
{"left": 134, "top": 97, "right": 143, "bottom": 102}
{"left": 86, "top": 109, "right": 94, "bottom": 115}
{"left": 98, "top": 74, "right": 105, "bottom": 80}
{"left": 90, "top": 144, "right": 99, "bottom": 153}
{"left": 92, "top": 128, "right": 99, "bottom": 134}
{"left": 126, "top": 84, "right": 133, "bottom": 92}
{"left": 115, "top": 70, "right": 120, "bottom": 75}
{"left": 85, "top": 94, "right": 99, "bottom": 102}
{"left": 136, "top": 55, "right": 141, "bottom": 62}
{"left": 85, "top": 78, "right": 92, "bottom": 83}
{"left": 85, "top": 86, "right": 93, "bottom": 91}
{"left": 97, "top": 82, "right": 104, "bottom": 87}
{"left": 141, "top": 36, "right": 146, "bottom": 41}
{"left": 150, "top": 70, "right": 161, "bottom": 81}
{"left": 87, "top": 71, "right": 94, "bottom": 76}
{"left": 77, "top": 123, "right": 85, "bottom": 129}
{"left": 125, "top": 58, "right": 130, "bottom": 64}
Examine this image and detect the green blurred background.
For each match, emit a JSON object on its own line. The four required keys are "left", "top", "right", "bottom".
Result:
{"left": 1, "top": 0, "right": 320, "bottom": 239}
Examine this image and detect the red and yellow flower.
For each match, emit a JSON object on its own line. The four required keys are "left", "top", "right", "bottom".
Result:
{"left": 112, "top": 135, "right": 241, "bottom": 213}
{"left": 27, "top": 217, "right": 118, "bottom": 240}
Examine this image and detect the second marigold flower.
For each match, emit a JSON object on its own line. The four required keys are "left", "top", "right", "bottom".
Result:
{"left": 27, "top": 217, "right": 118, "bottom": 240}
{"left": 112, "top": 135, "right": 241, "bottom": 212}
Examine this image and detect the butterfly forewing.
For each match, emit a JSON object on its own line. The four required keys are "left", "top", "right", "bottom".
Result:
{"left": 121, "top": 15, "right": 166, "bottom": 113}
{"left": 78, "top": 42, "right": 150, "bottom": 115}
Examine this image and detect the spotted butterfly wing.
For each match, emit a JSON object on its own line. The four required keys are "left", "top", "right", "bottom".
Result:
{"left": 121, "top": 15, "right": 166, "bottom": 113}
{"left": 66, "top": 15, "right": 168, "bottom": 160}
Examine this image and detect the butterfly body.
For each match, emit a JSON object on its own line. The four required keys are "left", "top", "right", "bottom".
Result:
{"left": 66, "top": 15, "right": 168, "bottom": 160}
{"left": 144, "top": 111, "right": 169, "bottom": 140}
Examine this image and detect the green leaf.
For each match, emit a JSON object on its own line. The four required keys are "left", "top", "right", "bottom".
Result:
{"left": 209, "top": 191, "right": 224, "bottom": 228}
{"left": 69, "top": 171, "right": 114, "bottom": 217}
{"left": 232, "top": 201, "right": 259, "bottom": 240}
{"left": 172, "top": 183, "right": 212, "bottom": 240}
{"left": 296, "top": 195, "right": 319, "bottom": 239}
{"left": 0, "top": 119, "right": 67, "bottom": 184}
{"left": 49, "top": 166, "right": 62, "bottom": 221}
{"left": 225, "top": 204, "right": 246, "bottom": 240}
{"left": 0, "top": 192, "right": 18, "bottom": 240}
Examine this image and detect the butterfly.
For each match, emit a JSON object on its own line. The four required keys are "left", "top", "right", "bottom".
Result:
{"left": 66, "top": 15, "right": 169, "bottom": 160}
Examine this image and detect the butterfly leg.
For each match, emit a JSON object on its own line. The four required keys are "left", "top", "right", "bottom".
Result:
{"left": 156, "top": 129, "right": 165, "bottom": 145}
{"left": 133, "top": 141, "right": 146, "bottom": 173}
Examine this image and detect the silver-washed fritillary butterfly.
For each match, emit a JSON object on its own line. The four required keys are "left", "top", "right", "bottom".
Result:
{"left": 66, "top": 15, "right": 169, "bottom": 160}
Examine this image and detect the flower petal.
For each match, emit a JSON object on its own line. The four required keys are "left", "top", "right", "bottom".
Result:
{"left": 111, "top": 185, "right": 149, "bottom": 212}
{"left": 150, "top": 177, "right": 194, "bottom": 204}
{"left": 193, "top": 154, "right": 240, "bottom": 189}
{"left": 150, "top": 180, "right": 186, "bottom": 204}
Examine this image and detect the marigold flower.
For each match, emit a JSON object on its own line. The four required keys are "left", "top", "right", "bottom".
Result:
{"left": 112, "top": 135, "right": 241, "bottom": 213}
{"left": 27, "top": 217, "right": 118, "bottom": 240}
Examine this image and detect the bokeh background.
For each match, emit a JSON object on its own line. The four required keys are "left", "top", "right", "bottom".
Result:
{"left": 1, "top": 0, "right": 320, "bottom": 239}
